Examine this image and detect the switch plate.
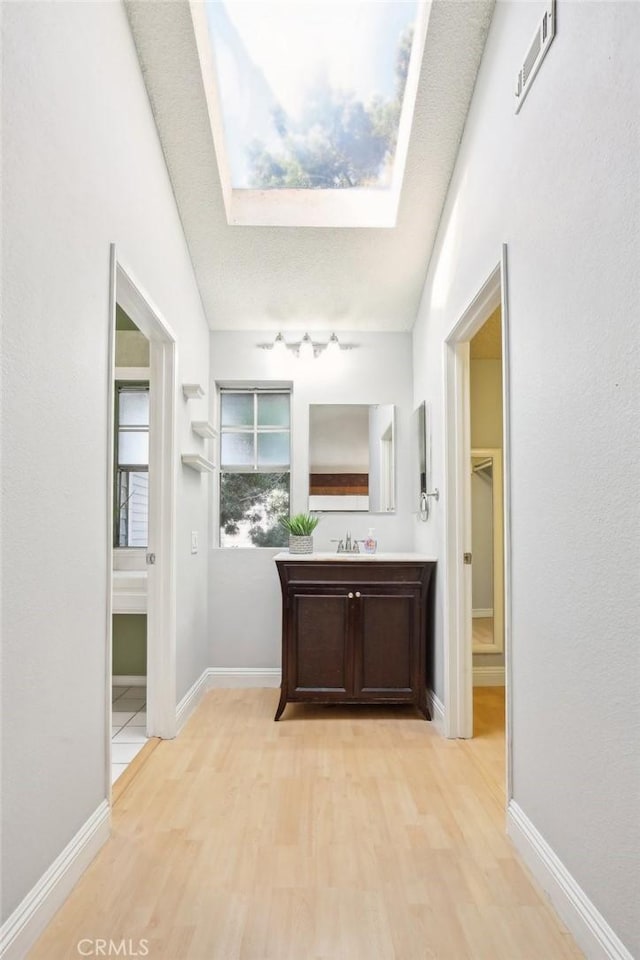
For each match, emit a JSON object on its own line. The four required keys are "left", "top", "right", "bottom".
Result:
{"left": 191, "top": 531, "right": 198, "bottom": 554}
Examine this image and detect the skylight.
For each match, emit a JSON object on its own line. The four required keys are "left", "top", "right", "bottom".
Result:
{"left": 191, "top": 1, "right": 429, "bottom": 227}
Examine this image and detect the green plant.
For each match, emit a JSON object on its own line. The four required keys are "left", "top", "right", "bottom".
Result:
{"left": 279, "top": 513, "right": 320, "bottom": 537}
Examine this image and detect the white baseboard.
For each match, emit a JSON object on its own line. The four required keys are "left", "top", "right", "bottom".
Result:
{"left": 473, "top": 665, "right": 505, "bottom": 686}
{"left": 427, "top": 689, "right": 445, "bottom": 734}
{"left": 112, "top": 675, "right": 146, "bottom": 687}
{"left": 472, "top": 608, "right": 493, "bottom": 618}
{"left": 176, "top": 668, "right": 210, "bottom": 733}
{"left": 175, "top": 668, "right": 282, "bottom": 732}
{"left": 208, "top": 667, "right": 281, "bottom": 688}
{"left": 508, "top": 801, "right": 633, "bottom": 960}
{"left": 0, "top": 801, "right": 110, "bottom": 960}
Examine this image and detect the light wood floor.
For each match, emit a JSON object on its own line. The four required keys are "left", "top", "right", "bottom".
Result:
{"left": 29, "top": 689, "right": 583, "bottom": 960}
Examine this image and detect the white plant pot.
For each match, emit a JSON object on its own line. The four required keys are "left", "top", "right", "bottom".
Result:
{"left": 289, "top": 535, "right": 313, "bottom": 555}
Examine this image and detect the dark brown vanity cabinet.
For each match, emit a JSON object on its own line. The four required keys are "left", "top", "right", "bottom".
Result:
{"left": 274, "top": 558, "right": 435, "bottom": 720}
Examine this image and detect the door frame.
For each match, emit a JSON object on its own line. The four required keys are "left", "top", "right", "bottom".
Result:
{"left": 442, "top": 245, "right": 513, "bottom": 795}
{"left": 107, "top": 247, "right": 178, "bottom": 796}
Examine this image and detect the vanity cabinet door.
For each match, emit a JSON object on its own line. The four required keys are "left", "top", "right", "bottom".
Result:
{"left": 287, "top": 589, "right": 352, "bottom": 698}
{"left": 353, "top": 589, "right": 421, "bottom": 701}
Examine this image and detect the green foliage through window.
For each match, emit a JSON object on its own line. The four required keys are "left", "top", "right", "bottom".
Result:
{"left": 247, "top": 27, "right": 413, "bottom": 190}
{"left": 220, "top": 473, "right": 289, "bottom": 548}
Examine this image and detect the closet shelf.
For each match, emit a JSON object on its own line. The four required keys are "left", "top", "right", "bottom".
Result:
{"left": 191, "top": 421, "right": 217, "bottom": 440}
{"left": 182, "top": 383, "right": 205, "bottom": 400}
{"left": 181, "top": 454, "right": 215, "bottom": 473}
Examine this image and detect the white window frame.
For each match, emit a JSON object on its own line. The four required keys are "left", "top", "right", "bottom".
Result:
{"left": 114, "top": 381, "right": 150, "bottom": 548}
{"left": 219, "top": 387, "right": 292, "bottom": 548}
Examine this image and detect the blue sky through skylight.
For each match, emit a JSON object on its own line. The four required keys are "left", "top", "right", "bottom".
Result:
{"left": 205, "top": 2, "right": 418, "bottom": 190}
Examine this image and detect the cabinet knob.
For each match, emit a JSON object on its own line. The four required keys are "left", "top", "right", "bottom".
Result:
{"left": 355, "top": 592, "right": 361, "bottom": 598}
{"left": 348, "top": 592, "right": 354, "bottom": 599}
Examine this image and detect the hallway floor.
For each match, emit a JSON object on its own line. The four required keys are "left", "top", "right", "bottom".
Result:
{"left": 30, "top": 688, "right": 583, "bottom": 960}
{"left": 111, "top": 684, "right": 148, "bottom": 784}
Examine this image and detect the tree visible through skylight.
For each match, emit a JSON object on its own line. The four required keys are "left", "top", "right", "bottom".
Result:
{"left": 205, "top": 1, "right": 418, "bottom": 190}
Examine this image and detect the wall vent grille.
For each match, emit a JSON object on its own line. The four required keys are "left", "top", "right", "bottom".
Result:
{"left": 515, "top": 0, "right": 556, "bottom": 113}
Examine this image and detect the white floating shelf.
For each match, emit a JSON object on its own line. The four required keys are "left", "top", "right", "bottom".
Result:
{"left": 181, "top": 454, "right": 215, "bottom": 473}
{"left": 191, "top": 420, "right": 217, "bottom": 440}
{"left": 182, "top": 383, "right": 205, "bottom": 400}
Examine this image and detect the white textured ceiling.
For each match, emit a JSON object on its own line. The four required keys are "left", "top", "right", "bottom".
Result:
{"left": 125, "top": 1, "right": 494, "bottom": 332}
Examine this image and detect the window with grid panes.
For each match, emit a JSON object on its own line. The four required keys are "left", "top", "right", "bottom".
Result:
{"left": 114, "top": 383, "right": 149, "bottom": 547}
{"left": 219, "top": 389, "right": 291, "bottom": 547}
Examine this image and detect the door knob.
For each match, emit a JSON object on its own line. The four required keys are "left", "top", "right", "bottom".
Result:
{"left": 355, "top": 592, "right": 361, "bottom": 598}
{"left": 348, "top": 592, "right": 354, "bottom": 599}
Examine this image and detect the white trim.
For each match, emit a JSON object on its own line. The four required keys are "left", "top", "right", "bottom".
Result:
{"left": 176, "top": 669, "right": 283, "bottom": 732}
{"left": 508, "top": 802, "right": 634, "bottom": 960}
{"left": 176, "top": 669, "right": 211, "bottom": 733}
{"left": 112, "top": 593, "right": 146, "bottom": 615}
{"left": 471, "top": 447, "right": 504, "bottom": 654}
{"left": 472, "top": 608, "right": 493, "bottom": 618}
{"left": 181, "top": 453, "right": 215, "bottom": 473}
{"left": 106, "top": 248, "right": 117, "bottom": 803}
{"left": 500, "top": 244, "right": 514, "bottom": 803}
{"left": 147, "top": 323, "right": 177, "bottom": 740}
{"left": 443, "top": 264, "right": 501, "bottom": 739}
{"left": 182, "top": 382, "right": 205, "bottom": 400}
{"left": 180, "top": 661, "right": 456, "bottom": 730}
{"left": 113, "top": 675, "right": 147, "bottom": 687}
{"left": 114, "top": 366, "right": 149, "bottom": 381}
{"left": 208, "top": 667, "right": 282, "bottom": 688}
{"left": 191, "top": 420, "right": 217, "bottom": 440}
{"left": 0, "top": 801, "right": 110, "bottom": 960}
{"left": 426, "top": 689, "right": 445, "bottom": 734}
{"left": 112, "top": 251, "right": 178, "bottom": 751}
{"left": 442, "top": 251, "right": 513, "bottom": 761}
{"left": 472, "top": 665, "right": 505, "bottom": 686}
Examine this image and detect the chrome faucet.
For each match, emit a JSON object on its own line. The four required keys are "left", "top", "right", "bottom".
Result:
{"left": 331, "top": 532, "right": 360, "bottom": 554}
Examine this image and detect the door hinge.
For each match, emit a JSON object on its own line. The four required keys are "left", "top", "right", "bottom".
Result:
{"left": 463, "top": 552, "right": 472, "bottom": 565}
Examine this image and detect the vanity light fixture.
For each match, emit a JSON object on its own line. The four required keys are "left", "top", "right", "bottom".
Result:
{"left": 258, "top": 332, "right": 357, "bottom": 358}
{"left": 298, "top": 332, "right": 315, "bottom": 362}
{"left": 272, "top": 332, "right": 287, "bottom": 357}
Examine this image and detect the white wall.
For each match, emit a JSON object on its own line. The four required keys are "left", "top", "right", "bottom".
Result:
{"left": 309, "top": 404, "right": 369, "bottom": 472}
{"left": 470, "top": 358, "right": 502, "bottom": 448}
{"left": 1, "top": 1, "right": 210, "bottom": 921}
{"left": 209, "top": 331, "right": 414, "bottom": 668}
{"left": 412, "top": 2, "right": 640, "bottom": 955}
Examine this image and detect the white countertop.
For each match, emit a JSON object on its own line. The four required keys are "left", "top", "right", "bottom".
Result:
{"left": 273, "top": 552, "right": 437, "bottom": 562}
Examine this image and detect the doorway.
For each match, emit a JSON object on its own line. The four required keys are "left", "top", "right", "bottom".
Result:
{"left": 442, "top": 247, "right": 512, "bottom": 794}
{"left": 106, "top": 248, "right": 178, "bottom": 797}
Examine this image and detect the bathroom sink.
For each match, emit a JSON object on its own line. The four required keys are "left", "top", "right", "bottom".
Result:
{"left": 273, "top": 551, "right": 437, "bottom": 562}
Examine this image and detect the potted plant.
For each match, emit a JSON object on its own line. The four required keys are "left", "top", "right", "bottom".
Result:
{"left": 280, "top": 513, "right": 320, "bottom": 555}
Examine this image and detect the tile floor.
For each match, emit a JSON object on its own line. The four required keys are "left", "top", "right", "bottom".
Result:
{"left": 111, "top": 684, "right": 148, "bottom": 784}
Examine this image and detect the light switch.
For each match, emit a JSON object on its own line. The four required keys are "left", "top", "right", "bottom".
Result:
{"left": 191, "top": 531, "right": 198, "bottom": 554}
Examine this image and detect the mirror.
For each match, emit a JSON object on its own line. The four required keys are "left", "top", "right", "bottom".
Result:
{"left": 471, "top": 448, "right": 504, "bottom": 654}
{"left": 308, "top": 404, "right": 396, "bottom": 512}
